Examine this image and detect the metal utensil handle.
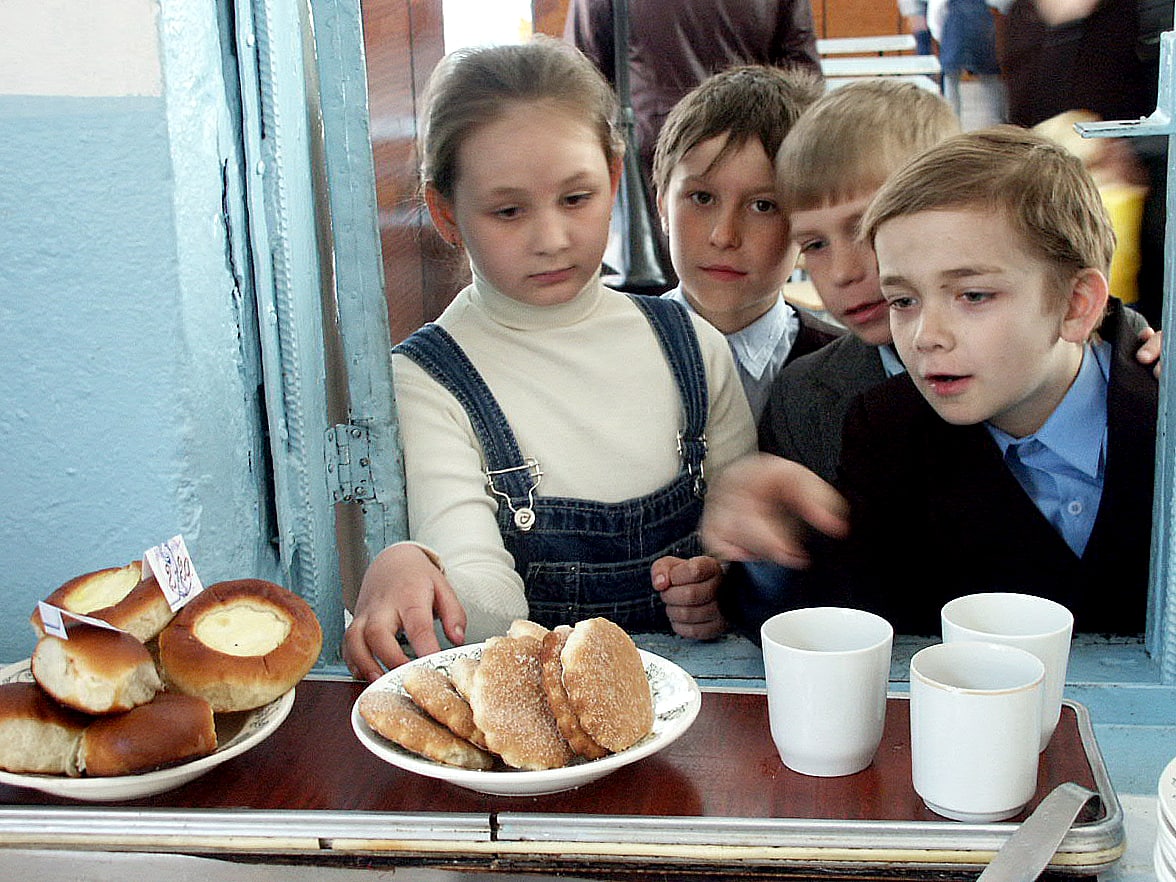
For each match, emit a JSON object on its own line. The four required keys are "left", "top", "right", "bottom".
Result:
{"left": 977, "top": 782, "right": 1099, "bottom": 882}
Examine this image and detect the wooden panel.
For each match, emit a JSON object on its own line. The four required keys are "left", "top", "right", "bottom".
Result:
{"left": 532, "top": 0, "right": 568, "bottom": 37}
{"left": 821, "top": 0, "right": 903, "bottom": 39}
{"left": 362, "top": 0, "right": 466, "bottom": 345}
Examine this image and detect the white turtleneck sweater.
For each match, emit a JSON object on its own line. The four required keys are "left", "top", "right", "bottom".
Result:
{"left": 391, "top": 273, "right": 756, "bottom": 641}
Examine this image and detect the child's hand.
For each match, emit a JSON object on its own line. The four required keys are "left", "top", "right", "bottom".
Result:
{"left": 700, "top": 452, "right": 849, "bottom": 567}
{"left": 1137, "top": 327, "right": 1162, "bottom": 380}
{"left": 343, "top": 543, "right": 467, "bottom": 681}
{"left": 651, "top": 555, "right": 727, "bottom": 640}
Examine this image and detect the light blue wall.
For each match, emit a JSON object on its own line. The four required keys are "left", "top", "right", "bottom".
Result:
{"left": 0, "top": 4, "right": 279, "bottom": 663}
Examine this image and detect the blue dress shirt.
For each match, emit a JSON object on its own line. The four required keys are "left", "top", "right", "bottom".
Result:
{"left": 985, "top": 341, "right": 1111, "bottom": 557}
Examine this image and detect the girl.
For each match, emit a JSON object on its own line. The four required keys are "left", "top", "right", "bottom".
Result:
{"left": 344, "top": 37, "right": 755, "bottom": 679}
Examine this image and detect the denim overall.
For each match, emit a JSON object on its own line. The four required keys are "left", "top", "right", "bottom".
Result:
{"left": 396, "top": 295, "right": 708, "bottom": 632}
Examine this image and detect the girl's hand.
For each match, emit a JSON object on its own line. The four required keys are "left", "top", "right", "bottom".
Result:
{"left": 651, "top": 554, "right": 727, "bottom": 640}
{"left": 343, "top": 544, "right": 467, "bottom": 680}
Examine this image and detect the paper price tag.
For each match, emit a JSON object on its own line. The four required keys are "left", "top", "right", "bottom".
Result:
{"left": 143, "top": 535, "right": 205, "bottom": 612}
{"left": 38, "top": 602, "right": 122, "bottom": 640}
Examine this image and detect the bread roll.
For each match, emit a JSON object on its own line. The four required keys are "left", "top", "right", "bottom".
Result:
{"left": 159, "top": 579, "right": 322, "bottom": 711}
{"left": 470, "top": 636, "right": 574, "bottom": 770}
{"left": 560, "top": 617, "right": 653, "bottom": 753}
{"left": 32, "top": 623, "right": 162, "bottom": 714}
{"left": 78, "top": 691, "right": 217, "bottom": 776}
{"left": 0, "top": 682, "right": 90, "bottom": 776}
{"left": 31, "top": 561, "right": 174, "bottom": 642}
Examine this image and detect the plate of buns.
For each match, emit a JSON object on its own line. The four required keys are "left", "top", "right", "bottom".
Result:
{"left": 351, "top": 617, "right": 702, "bottom": 796}
{"left": 0, "top": 659, "right": 295, "bottom": 801}
{"left": 0, "top": 563, "right": 321, "bottom": 802}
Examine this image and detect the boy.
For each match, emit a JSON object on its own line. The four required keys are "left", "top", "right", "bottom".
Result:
{"left": 758, "top": 79, "right": 961, "bottom": 481}
{"left": 651, "top": 65, "right": 839, "bottom": 420}
{"left": 706, "top": 127, "right": 1158, "bottom": 636}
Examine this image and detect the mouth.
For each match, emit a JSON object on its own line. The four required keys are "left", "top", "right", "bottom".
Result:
{"left": 841, "top": 299, "right": 888, "bottom": 325}
{"left": 700, "top": 265, "right": 746, "bottom": 282}
{"left": 529, "top": 267, "right": 576, "bottom": 285}
{"left": 922, "top": 373, "right": 973, "bottom": 396}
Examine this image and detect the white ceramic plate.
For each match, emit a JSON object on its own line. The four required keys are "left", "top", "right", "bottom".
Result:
{"left": 0, "top": 659, "right": 295, "bottom": 802}
{"left": 352, "top": 643, "right": 702, "bottom": 796}
{"left": 1161, "top": 753, "right": 1176, "bottom": 831}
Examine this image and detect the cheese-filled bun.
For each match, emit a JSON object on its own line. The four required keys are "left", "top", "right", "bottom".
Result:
{"left": 0, "top": 682, "right": 90, "bottom": 776}
{"left": 78, "top": 692, "right": 217, "bottom": 776}
{"left": 158, "top": 579, "right": 322, "bottom": 711}
{"left": 32, "top": 623, "right": 162, "bottom": 715}
{"left": 31, "top": 561, "right": 174, "bottom": 642}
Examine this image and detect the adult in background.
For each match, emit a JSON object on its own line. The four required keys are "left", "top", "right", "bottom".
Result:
{"left": 1001, "top": 0, "right": 1170, "bottom": 326}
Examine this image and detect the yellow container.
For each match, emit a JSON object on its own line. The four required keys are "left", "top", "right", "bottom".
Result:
{"left": 1100, "top": 182, "right": 1148, "bottom": 304}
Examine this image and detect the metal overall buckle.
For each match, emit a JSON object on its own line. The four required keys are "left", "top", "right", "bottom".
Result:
{"left": 485, "top": 458, "right": 543, "bottom": 532}
{"left": 677, "top": 431, "right": 708, "bottom": 497}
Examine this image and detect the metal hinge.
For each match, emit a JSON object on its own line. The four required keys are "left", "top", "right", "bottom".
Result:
{"left": 325, "top": 424, "right": 377, "bottom": 503}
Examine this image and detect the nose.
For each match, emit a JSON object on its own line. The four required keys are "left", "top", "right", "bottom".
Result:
{"left": 913, "top": 300, "right": 953, "bottom": 351}
{"left": 533, "top": 209, "right": 572, "bottom": 254}
{"left": 830, "top": 240, "right": 869, "bottom": 287}
{"left": 709, "top": 206, "right": 741, "bottom": 249}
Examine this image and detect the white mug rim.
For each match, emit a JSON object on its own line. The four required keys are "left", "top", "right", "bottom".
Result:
{"left": 941, "top": 592, "right": 1074, "bottom": 640}
{"left": 910, "top": 640, "right": 1045, "bottom": 695}
{"left": 761, "top": 606, "right": 893, "bottom": 657}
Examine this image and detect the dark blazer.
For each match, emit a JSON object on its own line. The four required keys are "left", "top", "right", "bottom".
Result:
{"left": 758, "top": 333, "right": 888, "bottom": 483}
{"left": 825, "top": 299, "right": 1155, "bottom": 635}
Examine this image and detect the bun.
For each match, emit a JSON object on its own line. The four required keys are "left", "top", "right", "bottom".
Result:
{"left": 540, "top": 626, "right": 607, "bottom": 759}
{"left": 359, "top": 691, "right": 494, "bottom": 771}
{"left": 560, "top": 617, "right": 653, "bottom": 752}
{"left": 159, "top": 579, "right": 322, "bottom": 711}
{"left": 0, "top": 683, "right": 90, "bottom": 775}
{"left": 32, "top": 561, "right": 174, "bottom": 642}
{"left": 402, "top": 666, "right": 488, "bottom": 749}
{"left": 470, "top": 636, "right": 574, "bottom": 770}
{"left": 32, "top": 624, "right": 162, "bottom": 714}
{"left": 79, "top": 692, "right": 216, "bottom": 776}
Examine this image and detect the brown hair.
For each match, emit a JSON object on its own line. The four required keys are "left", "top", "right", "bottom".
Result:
{"left": 777, "top": 79, "right": 959, "bottom": 211}
{"left": 860, "top": 125, "right": 1117, "bottom": 304}
{"left": 651, "top": 65, "right": 824, "bottom": 196}
{"left": 418, "top": 36, "right": 623, "bottom": 202}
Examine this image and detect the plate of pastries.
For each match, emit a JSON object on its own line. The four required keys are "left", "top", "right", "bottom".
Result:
{"left": 351, "top": 616, "right": 702, "bottom": 796}
{"left": 0, "top": 560, "right": 322, "bottom": 801}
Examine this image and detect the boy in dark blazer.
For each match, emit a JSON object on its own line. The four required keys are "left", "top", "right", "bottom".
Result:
{"left": 707, "top": 127, "right": 1158, "bottom": 636}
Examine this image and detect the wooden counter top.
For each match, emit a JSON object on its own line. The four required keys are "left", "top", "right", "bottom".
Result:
{"left": 0, "top": 677, "right": 1123, "bottom": 879}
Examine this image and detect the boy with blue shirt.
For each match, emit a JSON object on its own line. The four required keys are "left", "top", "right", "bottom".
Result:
{"left": 704, "top": 127, "right": 1157, "bottom": 635}
{"left": 651, "top": 65, "right": 839, "bottom": 420}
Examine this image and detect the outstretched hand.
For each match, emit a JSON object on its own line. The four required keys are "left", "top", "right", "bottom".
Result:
{"left": 343, "top": 543, "right": 467, "bottom": 681}
{"left": 651, "top": 554, "right": 727, "bottom": 640}
{"left": 700, "top": 452, "right": 850, "bottom": 567}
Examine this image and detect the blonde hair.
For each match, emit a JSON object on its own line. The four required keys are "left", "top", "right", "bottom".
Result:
{"left": 860, "top": 126, "right": 1117, "bottom": 308}
{"left": 651, "top": 65, "right": 824, "bottom": 196}
{"left": 418, "top": 36, "right": 624, "bottom": 202}
{"left": 777, "top": 79, "right": 959, "bottom": 211}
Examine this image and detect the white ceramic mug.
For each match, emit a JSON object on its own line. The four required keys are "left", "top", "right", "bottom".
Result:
{"left": 941, "top": 592, "right": 1073, "bottom": 752}
{"left": 761, "top": 607, "right": 893, "bottom": 777}
{"left": 910, "top": 641, "right": 1044, "bottom": 822}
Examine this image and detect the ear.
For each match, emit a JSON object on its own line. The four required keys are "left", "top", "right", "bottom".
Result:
{"left": 655, "top": 188, "right": 670, "bottom": 237}
{"left": 424, "top": 185, "right": 461, "bottom": 247}
{"left": 1059, "top": 267, "right": 1110, "bottom": 343}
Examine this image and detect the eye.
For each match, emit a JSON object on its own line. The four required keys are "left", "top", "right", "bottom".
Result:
{"left": 961, "top": 290, "right": 994, "bottom": 304}
{"left": 750, "top": 197, "right": 779, "bottom": 215}
{"left": 563, "top": 190, "right": 594, "bottom": 208}
{"left": 688, "top": 190, "right": 715, "bottom": 207}
{"left": 492, "top": 205, "right": 522, "bottom": 220}
{"left": 887, "top": 294, "right": 917, "bottom": 310}
{"left": 797, "top": 237, "right": 827, "bottom": 255}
